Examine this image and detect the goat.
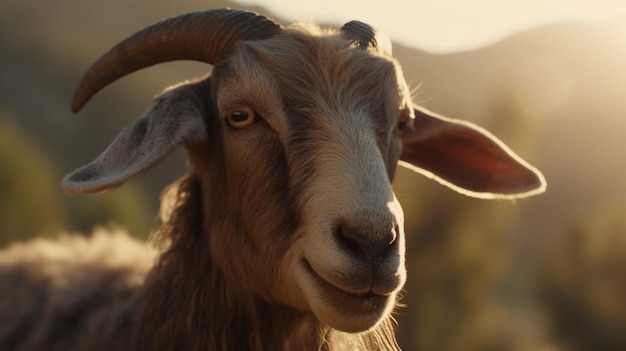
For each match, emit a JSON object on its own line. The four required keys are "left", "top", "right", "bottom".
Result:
{"left": 0, "top": 9, "right": 545, "bottom": 351}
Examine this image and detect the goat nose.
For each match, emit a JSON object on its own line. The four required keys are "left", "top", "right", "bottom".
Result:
{"left": 336, "top": 225, "right": 397, "bottom": 260}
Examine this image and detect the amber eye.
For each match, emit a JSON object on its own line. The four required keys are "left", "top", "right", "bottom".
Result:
{"left": 227, "top": 107, "right": 256, "bottom": 128}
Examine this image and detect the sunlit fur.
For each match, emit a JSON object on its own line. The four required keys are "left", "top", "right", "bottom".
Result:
{"left": 1, "top": 24, "right": 413, "bottom": 351}
{"left": 136, "top": 174, "right": 401, "bottom": 350}
{"left": 136, "top": 26, "right": 411, "bottom": 349}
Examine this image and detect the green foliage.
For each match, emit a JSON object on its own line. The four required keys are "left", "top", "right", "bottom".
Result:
{"left": 0, "top": 117, "right": 63, "bottom": 246}
{"left": 0, "top": 115, "right": 154, "bottom": 246}
{"left": 540, "top": 202, "right": 626, "bottom": 351}
{"left": 65, "top": 184, "right": 155, "bottom": 240}
{"left": 396, "top": 192, "right": 528, "bottom": 351}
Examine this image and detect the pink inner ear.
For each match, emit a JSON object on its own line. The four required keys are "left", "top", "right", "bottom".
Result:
{"left": 400, "top": 108, "right": 546, "bottom": 198}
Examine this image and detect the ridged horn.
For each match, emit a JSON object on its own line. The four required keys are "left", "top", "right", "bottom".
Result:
{"left": 340, "top": 20, "right": 392, "bottom": 55}
{"left": 72, "top": 9, "right": 282, "bottom": 113}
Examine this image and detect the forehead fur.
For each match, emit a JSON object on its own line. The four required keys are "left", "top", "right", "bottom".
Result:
{"left": 216, "top": 23, "right": 412, "bottom": 124}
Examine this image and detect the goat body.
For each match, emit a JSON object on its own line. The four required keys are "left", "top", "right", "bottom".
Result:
{"left": 0, "top": 9, "right": 545, "bottom": 351}
{"left": 0, "top": 230, "right": 152, "bottom": 351}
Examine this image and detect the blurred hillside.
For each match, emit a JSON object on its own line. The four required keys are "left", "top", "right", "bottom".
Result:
{"left": 1, "top": 1, "right": 625, "bottom": 350}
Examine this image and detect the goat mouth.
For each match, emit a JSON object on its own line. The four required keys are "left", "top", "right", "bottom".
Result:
{"left": 302, "top": 259, "right": 389, "bottom": 316}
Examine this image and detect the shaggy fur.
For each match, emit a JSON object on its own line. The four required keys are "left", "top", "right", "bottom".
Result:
{"left": 0, "top": 12, "right": 545, "bottom": 351}
{"left": 0, "top": 175, "right": 399, "bottom": 351}
{"left": 136, "top": 174, "right": 400, "bottom": 351}
{"left": 0, "top": 229, "right": 154, "bottom": 351}
{"left": 1, "top": 26, "right": 406, "bottom": 351}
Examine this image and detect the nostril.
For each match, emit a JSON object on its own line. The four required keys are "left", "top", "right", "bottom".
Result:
{"left": 335, "top": 225, "right": 396, "bottom": 261}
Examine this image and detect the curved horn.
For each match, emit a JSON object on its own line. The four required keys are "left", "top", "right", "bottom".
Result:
{"left": 72, "top": 9, "right": 282, "bottom": 113}
{"left": 340, "top": 20, "right": 392, "bottom": 55}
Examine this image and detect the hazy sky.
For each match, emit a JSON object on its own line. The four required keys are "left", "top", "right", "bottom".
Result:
{"left": 234, "top": 0, "right": 626, "bottom": 53}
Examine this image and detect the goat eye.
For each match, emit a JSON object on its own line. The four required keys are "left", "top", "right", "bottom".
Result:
{"left": 394, "top": 109, "right": 413, "bottom": 135}
{"left": 227, "top": 107, "right": 256, "bottom": 128}
{"left": 394, "top": 120, "right": 407, "bottom": 135}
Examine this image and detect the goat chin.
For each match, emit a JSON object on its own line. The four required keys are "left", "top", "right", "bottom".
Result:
{"left": 301, "top": 268, "right": 399, "bottom": 333}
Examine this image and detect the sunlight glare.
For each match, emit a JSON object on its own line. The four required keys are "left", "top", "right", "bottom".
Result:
{"left": 234, "top": 0, "right": 626, "bottom": 53}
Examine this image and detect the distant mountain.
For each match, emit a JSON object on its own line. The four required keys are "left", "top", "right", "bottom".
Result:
{"left": 391, "top": 17, "right": 626, "bottom": 234}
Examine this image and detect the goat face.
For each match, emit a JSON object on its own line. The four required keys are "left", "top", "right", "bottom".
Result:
{"left": 63, "top": 9, "right": 545, "bottom": 334}
{"left": 207, "top": 29, "right": 411, "bottom": 332}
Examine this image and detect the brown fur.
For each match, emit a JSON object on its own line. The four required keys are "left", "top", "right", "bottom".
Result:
{"left": 1, "top": 25, "right": 405, "bottom": 351}
{"left": 0, "top": 17, "right": 545, "bottom": 351}
{"left": 135, "top": 168, "right": 400, "bottom": 350}
{"left": 0, "top": 174, "right": 399, "bottom": 351}
{"left": 0, "top": 229, "right": 154, "bottom": 351}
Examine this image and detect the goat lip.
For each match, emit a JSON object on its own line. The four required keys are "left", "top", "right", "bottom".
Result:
{"left": 302, "top": 260, "right": 389, "bottom": 315}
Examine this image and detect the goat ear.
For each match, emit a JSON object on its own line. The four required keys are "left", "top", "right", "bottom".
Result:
{"left": 399, "top": 106, "right": 546, "bottom": 199}
{"left": 63, "top": 80, "right": 211, "bottom": 195}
